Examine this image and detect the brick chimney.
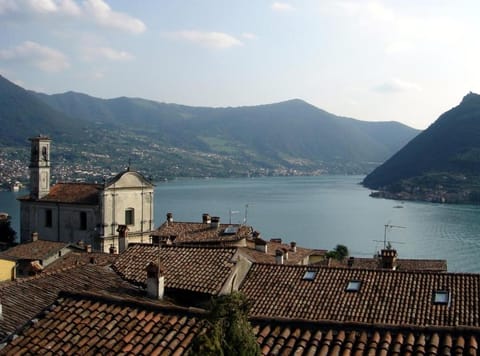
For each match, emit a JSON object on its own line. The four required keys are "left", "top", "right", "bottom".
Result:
{"left": 146, "top": 262, "right": 165, "bottom": 300}
{"left": 166, "top": 213, "right": 173, "bottom": 224}
{"left": 290, "top": 241, "right": 297, "bottom": 253}
{"left": 254, "top": 237, "right": 267, "bottom": 253}
{"left": 275, "top": 249, "right": 284, "bottom": 265}
{"left": 117, "top": 225, "right": 129, "bottom": 253}
{"left": 211, "top": 216, "right": 220, "bottom": 229}
{"left": 381, "top": 249, "right": 398, "bottom": 270}
{"left": 202, "top": 213, "right": 211, "bottom": 224}
{"left": 31, "top": 232, "right": 39, "bottom": 242}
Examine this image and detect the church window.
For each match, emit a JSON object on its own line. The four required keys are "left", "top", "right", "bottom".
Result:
{"left": 125, "top": 208, "right": 135, "bottom": 226}
{"left": 45, "top": 209, "right": 52, "bottom": 228}
{"left": 80, "top": 212, "right": 87, "bottom": 230}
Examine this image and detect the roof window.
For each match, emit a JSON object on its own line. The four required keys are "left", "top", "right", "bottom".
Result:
{"left": 303, "top": 270, "right": 317, "bottom": 281}
{"left": 346, "top": 280, "right": 362, "bottom": 292}
{"left": 433, "top": 290, "right": 450, "bottom": 305}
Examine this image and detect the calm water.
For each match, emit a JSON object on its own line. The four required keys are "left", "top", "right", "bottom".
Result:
{"left": 2, "top": 176, "right": 480, "bottom": 272}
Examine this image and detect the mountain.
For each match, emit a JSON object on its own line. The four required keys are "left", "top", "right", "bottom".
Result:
{"left": 363, "top": 92, "right": 480, "bottom": 203}
{"left": 0, "top": 75, "right": 82, "bottom": 146}
{"left": 0, "top": 74, "right": 420, "bottom": 181}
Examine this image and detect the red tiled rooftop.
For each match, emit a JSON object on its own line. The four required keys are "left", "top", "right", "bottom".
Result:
{"left": 318, "top": 256, "right": 447, "bottom": 271}
{"left": 151, "top": 221, "right": 252, "bottom": 244}
{"left": 0, "top": 263, "right": 143, "bottom": 338}
{"left": 21, "top": 182, "right": 103, "bottom": 204}
{"left": 112, "top": 244, "right": 240, "bottom": 295}
{"left": 1, "top": 292, "right": 478, "bottom": 356}
{"left": 240, "top": 239, "right": 316, "bottom": 265}
{"left": 240, "top": 263, "right": 480, "bottom": 328}
{"left": 0, "top": 240, "right": 69, "bottom": 261}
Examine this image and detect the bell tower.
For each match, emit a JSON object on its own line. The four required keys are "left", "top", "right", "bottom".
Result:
{"left": 29, "top": 136, "right": 51, "bottom": 199}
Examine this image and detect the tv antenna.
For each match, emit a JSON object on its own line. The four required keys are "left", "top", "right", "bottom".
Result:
{"left": 373, "top": 224, "right": 406, "bottom": 250}
{"left": 229, "top": 209, "right": 240, "bottom": 224}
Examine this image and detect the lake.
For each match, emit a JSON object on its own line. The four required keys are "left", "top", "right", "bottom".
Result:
{"left": 2, "top": 175, "right": 480, "bottom": 272}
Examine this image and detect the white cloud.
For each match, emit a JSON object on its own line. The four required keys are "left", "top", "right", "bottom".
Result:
{"left": 82, "top": 0, "right": 145, "bottom": 34}
{"left": 166, "top": 31, "right": 243, "bottom": 49}
{"left": 0, "top": 0, "right": 144, "bottom": 33}
{"left": 83, "top": 46, "right": 134, "bottom": 61}
{"left": 0, "top": 41, "right": 70, "bottom": 72}
{"left": 271, "top": 2, "right": 294, "bottom": 11}
{"left": 242, "top": 32, "right": 257, "bottom": 40}
{"left": 373, "top": 78, "right": 421, "bottom": 94}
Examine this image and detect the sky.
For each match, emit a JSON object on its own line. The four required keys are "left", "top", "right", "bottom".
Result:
{"left": 1, "top": 0, "right": 480, "bottom": 129}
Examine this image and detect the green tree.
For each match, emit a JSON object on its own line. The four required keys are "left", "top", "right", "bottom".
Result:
{"left": 326, "top": 244, "right": 349, "bottom": 261}
{"left": 0, "top": 216, "right": 16, "bottom": 246}
{"left": 190, "top": 292, "right": 260, "bottom": 356}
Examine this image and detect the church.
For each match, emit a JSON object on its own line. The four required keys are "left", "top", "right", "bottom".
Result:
{"left": 18, "top": 136, "right": 155, "bottom": 253}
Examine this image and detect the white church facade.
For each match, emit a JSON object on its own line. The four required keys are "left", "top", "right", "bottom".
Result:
{"left": 19, "top": 136, "right": 155, "bottom": 253}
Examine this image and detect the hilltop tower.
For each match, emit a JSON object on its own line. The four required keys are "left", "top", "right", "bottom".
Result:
{"left": 29, "top": 136, "right": 51, "bottom": 199}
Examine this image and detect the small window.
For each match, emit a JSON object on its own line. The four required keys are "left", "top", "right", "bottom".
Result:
{"left": 433, "top": 290, "right": 450, "bottom": 305}
{"left": 80, "top": 212, "right": 87, "bottom": 230}
{"left": 125, "top": 208, "right": 135, "bottom": 226}
{"left": 45, "top": 209, "right": 52, "bottom": 228}
{"left": 346, "top": 280, "right": 362, "bottom": 292}
{"left": 303, "top": 270, "right": 317, "bottom": 280}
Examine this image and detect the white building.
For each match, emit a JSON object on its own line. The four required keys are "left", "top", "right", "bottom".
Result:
{"left": 19, "top": 136, "right": 154, "bottom": 252}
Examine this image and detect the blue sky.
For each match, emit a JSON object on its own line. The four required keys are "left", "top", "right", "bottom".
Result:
{"left": 1, "top": 0, "right": 479, "bottom": 129}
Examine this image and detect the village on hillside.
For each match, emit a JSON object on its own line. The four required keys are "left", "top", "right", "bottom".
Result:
{"left": 0, "top": 136, "right": 478, "bottom": 355}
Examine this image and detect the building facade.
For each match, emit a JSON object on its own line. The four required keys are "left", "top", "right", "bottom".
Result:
{"left": 19, "top": 136, "right": 154, "bottom": 252}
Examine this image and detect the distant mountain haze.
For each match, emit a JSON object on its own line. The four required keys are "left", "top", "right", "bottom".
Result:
{"left": 363, "top": 92, "right": 480, "bottom": 203}
{"left": 0, "top": 74, "right": 419, "bottom": 179}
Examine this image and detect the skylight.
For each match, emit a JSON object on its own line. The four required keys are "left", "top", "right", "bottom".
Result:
{"left": 303, "top": 270, "right": 317, "bottom": 280}
{"left": 346, "top": 280, "right": 361, "bottom": 292}
{"left": 433, "top": 290, "right": 450, "bottom": 305}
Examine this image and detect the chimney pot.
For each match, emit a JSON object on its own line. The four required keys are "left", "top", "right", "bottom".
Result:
{"left": 275, "top": 249, "right": 284, "bottom": 265}
{"left": 290, "top": 241, "right": 297, "bottom": 253}
{"left": 380, "top": 249, "right": 398, "bottom": 270}
{"left": 202, "top": 213, "right": 211, "bottom": 224}
{"left": 146, "top": 262, "right": 165, "bottom": 300}
{"left": 109, "top": 245, "right": 117, "bottom": 254}
{"left": 85, "top": 244, "right": 92, "bottom": 253}
{"left": 166, "top": 213, "right": 173, "bottom": 224}
{"left": 211, "top": 216, "right": 220, "bottom": 229}
{"left": 31, "top": 232, "right": 39, "bottom": 242}
{"left": 254, "top": 237, "right": 268, "bottom": 253}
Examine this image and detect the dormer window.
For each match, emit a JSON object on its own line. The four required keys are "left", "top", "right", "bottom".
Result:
{"left": 303, "top": 270, "right": 317, "bottom": 280}
{"left": 346, "top": 280, "right": 362, "bottom": 292}
{"left": 433, "top": 290, "right": 450, "bottom": 305}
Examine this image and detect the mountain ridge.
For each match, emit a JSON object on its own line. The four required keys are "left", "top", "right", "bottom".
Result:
{"left": 0, "top": 74, "right": 420, "bottom": 182}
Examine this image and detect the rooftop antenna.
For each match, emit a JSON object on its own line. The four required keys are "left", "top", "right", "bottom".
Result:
{"left": 373, "top": 224, "right": 406, "bottom": 249}
{"left": 127, "top": 158, "right": 131, "bottom": 171}
{"left": 229, "top": 209, "right": 240, "bottom": 224}
{"left": 244, "top": 204, "right": 249, "bottom": 225}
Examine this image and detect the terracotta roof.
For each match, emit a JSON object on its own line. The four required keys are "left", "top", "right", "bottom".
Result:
{"left": 1, "top": 292, "right": 478, "bottom": 356}
{"left": 151, "top": 221, "right": 252, "bottom": 244}
{"left": 240, "top": 264, "right": 480, "bottom": 328}
{"left": 44, "top": 251, "right": 117, "bottom": 270}
{"left": 0, "top": 240, "right": 69, "bottom": 261}
{"left": 112, "top": 244, "right": 239, "bottom": 295}
{"left": 0, "top": 263, "right": 143, "bottom": 338}
{"left": 239, "top": 239, "right": 315, "bottom": 265}
{"left": 34, "top": 183, "right": 102, "bottom": 204}
{"left": 318, "top": 256, "right": 448, "bottom": 271}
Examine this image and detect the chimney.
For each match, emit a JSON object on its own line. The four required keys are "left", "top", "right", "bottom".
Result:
{"left": 117, "top": 225, "right": 129, "bottom": 253}
{"left": 347, "top": 256, "right": 354, "bottom": 267}
{"left": 381, "top": 249, "right": 398, "bottom": 270}
{"left": 109, "top": 245, "right": 117, "bottom": 254}
{"left": 275, "top": 249, "right": 284, "bottom": 265}
{"left": 166, "top": 213, "right": 173, "bottom": 224}
{"left": 31, "top": 232, "right": 39, "bottom": 242}
{"left": 146, "top": 262, "right": 165, "bottom": 300}
{"left": 254, "top": 237, "right": 268, "bottom": 253}
{"left": 282, "top": 248, "right": 289, "bottom": 261}
{"left": 211, "top": 216, "right": 220, "bottom": 229}
{"left": 85, "top": 244, "right": 92, "bottom": 253}
{"left": 290, "top": 241, "right": 297, "bottom": 253}
{"left": 202, "top": 213, "right": 211, "bottom": 224}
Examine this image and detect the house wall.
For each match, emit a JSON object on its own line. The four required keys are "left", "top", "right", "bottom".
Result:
{"left": 0, "top": 259, "right": 16, "bottom": 281}
{"left": 20, "top": 202, "right": 101, "bottom": 245}
{"left": 100, "top": 172, "right": 154, "bottom": 253}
